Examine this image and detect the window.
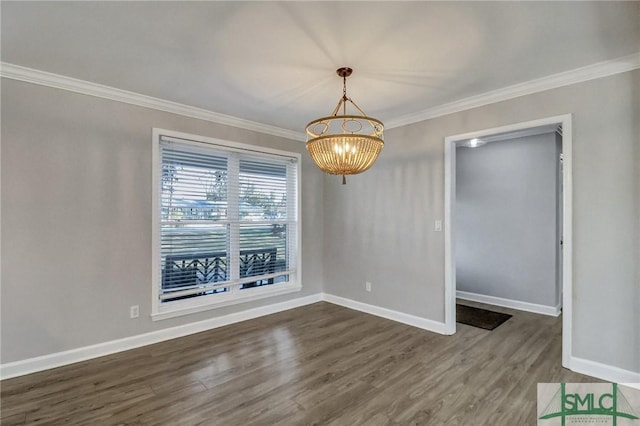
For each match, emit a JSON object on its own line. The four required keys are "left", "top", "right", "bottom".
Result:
{"left": 152, "top": 129, "right": 300, "bottom": 319}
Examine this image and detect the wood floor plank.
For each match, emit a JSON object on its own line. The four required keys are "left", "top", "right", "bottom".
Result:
{"left": 0, "top": 412, "right": 26, "bottom": 426}
{"left": 1, "top": 301, "right": 600, "bottom": 425}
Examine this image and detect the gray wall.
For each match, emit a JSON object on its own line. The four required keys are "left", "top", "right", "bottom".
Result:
{"left": 0, "top": 79, "right": 325, "bottom": 363}
{"left": 2, "top": 70, "right": 639, "bottom": 376}
{"left": 455, "top": 133, "right": 560, "bottom": 308}
{"left": 323, "top": 70, "right": 639, "bottom": 373}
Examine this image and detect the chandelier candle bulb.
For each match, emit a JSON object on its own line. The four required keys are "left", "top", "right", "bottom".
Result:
{"left": 305, "top": 67, "right": 384, "bottom": 184}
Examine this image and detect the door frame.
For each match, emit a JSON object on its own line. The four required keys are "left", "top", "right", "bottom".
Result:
{"left": 443, "top": 114, "right": 573, "bottom": 368}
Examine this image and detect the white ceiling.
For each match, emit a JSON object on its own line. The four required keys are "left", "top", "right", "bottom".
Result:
{"left": 2, "top": 1, "right": 639, "bottom": 133}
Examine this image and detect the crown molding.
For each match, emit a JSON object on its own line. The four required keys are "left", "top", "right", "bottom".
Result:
{"left": 3, "top": 53, "right": 639, "bottom": 137}
{"left": 0, "top": 62, "right": 306, "bottom": 142}
{"left": 385, "top": 52, "right": 640, "bottom": 129}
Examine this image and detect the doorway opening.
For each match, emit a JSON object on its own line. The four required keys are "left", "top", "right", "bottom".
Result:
{"left": 444, "top": 114, "right": 572, "bottom": 368}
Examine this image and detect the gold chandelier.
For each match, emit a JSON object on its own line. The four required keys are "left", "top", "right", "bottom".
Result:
{"left": 305, "top": 67, "right": 384, "bottom": 184}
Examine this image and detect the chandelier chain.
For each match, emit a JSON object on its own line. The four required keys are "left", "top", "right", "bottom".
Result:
{"left": 343, "top": 74, "right": 348, "bottom": 115}
{"left": 343, "top": 75, "right": 347, "bottom": 100}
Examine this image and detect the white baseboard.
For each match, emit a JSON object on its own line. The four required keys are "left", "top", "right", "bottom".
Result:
{"left": 0, "top": 293, "right": 323, "bottom": 380}
{"left": 456, "top": 290, "right": 561, "bottom": 317}
{"left": 322, "top": 293, "right": 451, "bottom": 335}
{"left": 0, "top": 292, "right": 449, "bottom": 380}
{"left": 569, "top": 356, "right": 640, "bottom": 385}
{"left": 6, "top": 291, "right": 637, "bottom": 386}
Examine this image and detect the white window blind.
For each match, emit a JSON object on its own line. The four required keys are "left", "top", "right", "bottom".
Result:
{"left": 157, "top": 135, "right": 298, "bottom": 306}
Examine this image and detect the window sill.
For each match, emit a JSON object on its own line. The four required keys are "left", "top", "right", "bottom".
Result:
{"left": 151, "top": 283, "right": 302, "bottom": 321}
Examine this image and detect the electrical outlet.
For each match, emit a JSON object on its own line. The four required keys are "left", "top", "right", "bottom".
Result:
{"left": 365, "top": 281, "right": 372, "bottom": 292}
{"left": 130, "top": 305, "right": 139, "bottom": 319}
{"left": 435, "top": 220, "right": 442, "bottom": 232}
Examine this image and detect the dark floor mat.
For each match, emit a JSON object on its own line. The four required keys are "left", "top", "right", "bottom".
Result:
{"left": 456, "top": 304, "right": 512, "bottom": 330}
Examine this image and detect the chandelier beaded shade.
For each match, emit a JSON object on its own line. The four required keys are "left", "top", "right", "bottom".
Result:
{"left": 305, "top": 67, "right": 384, "bottom": 184}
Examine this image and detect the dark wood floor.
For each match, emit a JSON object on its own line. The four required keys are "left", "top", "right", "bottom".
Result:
{"left": 1, "top": 301, "right": 597, "bottom": 425}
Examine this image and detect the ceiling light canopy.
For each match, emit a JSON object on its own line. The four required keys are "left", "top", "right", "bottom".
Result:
{"left": 305, "top": 67, "right": 384, "bottom": 184}
{"left": 465, "top": 138, "right": 487, "bottom": 148}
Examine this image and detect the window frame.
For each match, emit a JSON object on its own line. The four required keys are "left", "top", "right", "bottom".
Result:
{"left": 151, "top": 128, "right": 302, "bottom": 321}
